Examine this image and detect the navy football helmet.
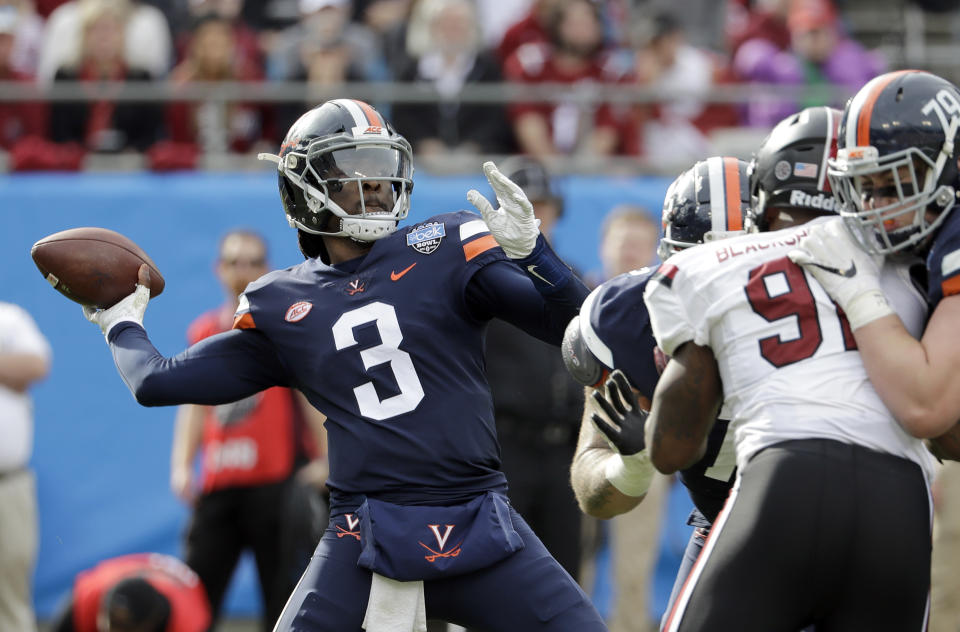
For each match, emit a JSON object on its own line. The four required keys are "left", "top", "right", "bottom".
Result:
{"left": 828, "top": 70, "right": 960, "bottom": 254}
{"left": 658, "top": 156, "right": 750, "bottom": 261}
{"left": 259, "top": 99, "right": 414, "bottom": 242}
{"left": 748, "top": 106, "right": 842, "bottom": 232}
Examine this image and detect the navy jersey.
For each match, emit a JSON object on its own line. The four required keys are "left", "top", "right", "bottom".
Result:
{"left": 234, "top": 211, "right": 513, "bottom": 502}
{"left": 581, "top": 269, "right": 735, "bottom": 523}
{"left": 109, "top": 211, "right": 588, "bottom": 510}
{"left": 927, "top": 209, "right": 960, "bottom": 306}
{"left": 580, "top": 269, "right": 660, "bottom": 399}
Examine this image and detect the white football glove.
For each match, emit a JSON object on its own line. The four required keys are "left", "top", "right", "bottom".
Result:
{"left": 788, "top": 217, "right": 893, "bottom": 330}
{"left": 466, "top": 161, "right": 541, "bottom": 259}
{"left": 83, "top": 283, "right": 151, "bottom": 339}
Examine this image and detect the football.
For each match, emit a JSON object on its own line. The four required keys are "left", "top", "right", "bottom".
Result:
{"left": 30, "top": 227, "right": 165, "bottom": 308}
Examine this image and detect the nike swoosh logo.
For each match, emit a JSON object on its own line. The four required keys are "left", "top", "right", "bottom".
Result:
{"left": 809, "top": 261, "right": 857, "bottom": 278}
{"left": 527, "top": 264, "right": 554, "bottom": 287}
{"left": 391, "top": 263, "right": 417, "bottom": 281}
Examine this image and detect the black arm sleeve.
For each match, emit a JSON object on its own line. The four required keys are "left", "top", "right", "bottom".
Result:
{"left": 466, "top": 236, "right": 590, "bottom": 345}
{"left": 106, "top": 322, "right": 290, "bottom": 406}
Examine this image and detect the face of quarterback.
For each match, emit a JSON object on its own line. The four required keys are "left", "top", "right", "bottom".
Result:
{"left": 326, "top": 176, "right": 395, "bottom": 218}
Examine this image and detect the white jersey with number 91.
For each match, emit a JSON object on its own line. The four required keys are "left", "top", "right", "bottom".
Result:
{"left": 644, "top": 218, "right": 937, "bottom": 482}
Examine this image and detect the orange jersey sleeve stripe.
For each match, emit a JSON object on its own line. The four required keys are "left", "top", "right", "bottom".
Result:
{"left": 463, "top": 234, "right": 499, "bottom": 261}
{"left": 723, "top": 157, "right": 744, "bottom": 231}
{"left": 943, "top": 275, "right": 960, "bottom": 298}
{"left": 233, "top": 313, "right": 256, "bottom": 330}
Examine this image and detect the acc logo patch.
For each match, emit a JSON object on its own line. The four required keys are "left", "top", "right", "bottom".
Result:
{"left": 285, "top": 301, "right": 313, "bottom": 322}
{"left": 352, "top": 125, "right": 387, "bottom": 138}
{"left": 407, "top": 222, "right": 446, "bottom": 255}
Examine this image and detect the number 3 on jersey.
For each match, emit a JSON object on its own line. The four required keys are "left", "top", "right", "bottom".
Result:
{"left": 332, "top": 301, "right": 425, "bottom": 420}
{"left": 745, "top": 257, "right": 857, "bottom": 367}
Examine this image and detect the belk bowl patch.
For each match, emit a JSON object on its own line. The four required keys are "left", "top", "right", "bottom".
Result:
{"left": 407, "top": 222, "right": 446, "bottom": 254}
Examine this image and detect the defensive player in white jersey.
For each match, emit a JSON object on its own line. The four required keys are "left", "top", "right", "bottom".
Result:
{"left": 564, "top": 156, "right": 749, "bottom": 521}
{"left": 642, "top": 113, "right": 937, "bottom": 629}
{"left": 562, "top": 157, "right": 749, "bottom": 630}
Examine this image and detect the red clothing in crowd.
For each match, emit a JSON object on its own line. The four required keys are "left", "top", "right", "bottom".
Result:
{"left": 34, "top": 0, "right": 70, "bottom": 18}
{"left": 71, "top": 554, "right": 210, "bottom": 632}
{"left": 0, "top": 68, "right": 46, "bottom": 149}
{"left": 165, "top": 62, "right": 267, "bottom": 153}
{"left": 497, "top": 8, "right": 549, "bottom": 63}
{"left": 503, "top": 42, "right": 629, "bottom": 153}
{"left": 727, "top": 0, "right": 791, "bottom": 57}
{"left": 187, "top": 308, "right": 316, "bottom": 492}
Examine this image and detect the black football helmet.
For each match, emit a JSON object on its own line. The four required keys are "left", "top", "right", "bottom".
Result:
{"left": 658, "top": 156, "right": 750, "bottom": 261}
{"left": 828, "top": 70, "right": 960, "bottom": 254}
{"left": 748, "top": 106, "right": 842, "bottom": 232}
{"left": 258, "top": 99, "right": 414, "bottom": 241}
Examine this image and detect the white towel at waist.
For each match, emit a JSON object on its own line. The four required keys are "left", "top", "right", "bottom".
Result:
{"left": 362, "top": 572, "right": 427, "bottom": 632}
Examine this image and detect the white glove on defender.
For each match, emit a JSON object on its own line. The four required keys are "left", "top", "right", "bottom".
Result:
{"left": 83, "top": 284, "right": 151, "bottom": 338}
{"left": 466, "top": 161, "right": 541, "bottom": 259}
{"left": 788, "top": 218, "right": 893, "bottom": 330}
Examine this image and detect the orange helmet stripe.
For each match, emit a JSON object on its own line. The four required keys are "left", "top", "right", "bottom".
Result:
{"left": 723, "top": 157, "right": 743, "bottom": 231}
{"left": 855, "top": 71, "right": 914, "bottom": 147}
{"left": 353, "top": 100, "right": 384, "bottom": 127}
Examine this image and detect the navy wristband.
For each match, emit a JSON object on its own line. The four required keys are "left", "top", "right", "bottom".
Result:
{"left": 515, "top": 235, "right": 573, "bottom": 294}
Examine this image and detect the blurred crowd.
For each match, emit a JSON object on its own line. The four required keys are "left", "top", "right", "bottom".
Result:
{"left": 0, "top": 0, "right": 887, "bottom": 169}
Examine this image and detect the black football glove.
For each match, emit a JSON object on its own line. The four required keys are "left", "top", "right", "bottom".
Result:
{"left": 591, "top": 369, "right": 648, "bottom": 456}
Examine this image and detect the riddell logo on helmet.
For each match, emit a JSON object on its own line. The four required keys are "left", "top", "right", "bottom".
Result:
{"left": 789, "top": 190, "right": 836, "bottom": 210}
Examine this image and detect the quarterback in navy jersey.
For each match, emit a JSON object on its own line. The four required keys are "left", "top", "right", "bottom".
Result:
{"left": 83, "top": 99, "right": 606, "bottom": 631}
{"left": 791, "top": 70, "right": 960, "bottom": 446}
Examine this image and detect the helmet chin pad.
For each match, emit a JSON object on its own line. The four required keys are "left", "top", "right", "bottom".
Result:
{"left": 294, "top": 181, "right": 409, "bottom": 242}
